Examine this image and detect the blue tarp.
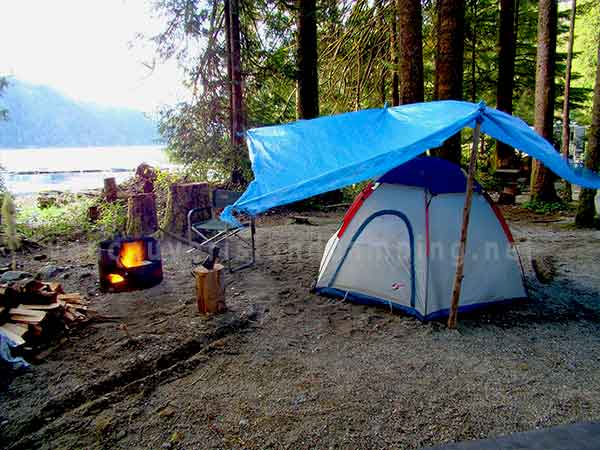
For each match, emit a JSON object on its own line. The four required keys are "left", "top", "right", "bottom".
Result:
{"left": 222, "top": 100, "right": 600, "bottom": 224}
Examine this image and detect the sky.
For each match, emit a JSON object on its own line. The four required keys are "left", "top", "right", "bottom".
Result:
{"left": 0, "top": 0, "right": 186, "bottom": 112}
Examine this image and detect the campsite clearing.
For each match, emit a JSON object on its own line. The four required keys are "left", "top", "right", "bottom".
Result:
{"left": 1, "top": 207, "right": 600, "bottom": 450}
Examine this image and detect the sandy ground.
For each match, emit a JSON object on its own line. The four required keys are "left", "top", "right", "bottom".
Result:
{"left": 1, "top": 207, "right": 600, "bottom": 450}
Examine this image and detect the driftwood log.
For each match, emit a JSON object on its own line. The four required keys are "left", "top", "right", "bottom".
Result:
{"left": 163, "top": 183, "right": 211, "bottom": 237}
{"left": 126, "top": 193, "right": 158, "bottom": 237}
{"left": 103, "top": 177, "right": 118, "bottom": 203}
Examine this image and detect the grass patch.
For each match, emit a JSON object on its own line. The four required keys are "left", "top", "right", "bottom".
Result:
{"left": 522, "top": 199, "right": 571, "bottom": 215}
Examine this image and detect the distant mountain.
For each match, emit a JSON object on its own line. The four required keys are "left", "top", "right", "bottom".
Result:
{"left": 0, "top": 79, "right": 160, "bottom": 148}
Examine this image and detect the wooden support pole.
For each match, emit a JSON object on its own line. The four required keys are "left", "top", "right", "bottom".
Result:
{"left": 447, "top": 122, "right": 481, "bottom": 329}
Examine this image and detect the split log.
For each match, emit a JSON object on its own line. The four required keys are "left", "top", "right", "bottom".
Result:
{"left": 103, "top": 177, "right": 118, "bottom": 203}
{"left": 126, "top": 193, "right": 158, "bottom": 237}
{"left": 193, "top": 264, "right": 227, "bottom": 314}
{"left": 163, "top": 183, "right": 211, "bottom": 237}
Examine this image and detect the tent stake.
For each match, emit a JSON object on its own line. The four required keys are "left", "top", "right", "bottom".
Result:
{"left": 447, "top": 122, "right": 481, "bottom": 329}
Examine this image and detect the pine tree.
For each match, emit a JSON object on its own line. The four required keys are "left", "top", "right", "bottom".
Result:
{"left": 432, "top": 0, "right": 465, "bottom": 164}
{"left": 495, "top": 0, "right": 517, "bottom": 169}
{"left": 397, "top": 0, "right": 424, "bottom": 104}
{"left": 575, "top": 39, "right": 600, "bottom": 227}
{"left": 560, "top": 0, "right": 577, "bottom": 201}
{"left": 296, "top": 0, "right": 319, "bottom": 119}
{"left": 530, "top": 0, "right": 559, "bottom": 202}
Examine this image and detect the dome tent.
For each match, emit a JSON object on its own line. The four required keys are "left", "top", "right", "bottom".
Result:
{"left": 314, "top": 157, "right": 527, "bottom": 320}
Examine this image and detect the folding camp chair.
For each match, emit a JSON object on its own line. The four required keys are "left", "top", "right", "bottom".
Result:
{"left": 187, "top": 189, "right": 256, "bottom": 272}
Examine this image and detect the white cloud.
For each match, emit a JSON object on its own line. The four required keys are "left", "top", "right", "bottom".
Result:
{"left": 0, "top": 0, "right": 187, "bottom": 112}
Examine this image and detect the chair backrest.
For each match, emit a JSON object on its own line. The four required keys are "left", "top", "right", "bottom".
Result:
{"left": 212, "top": 189, "right": 243, "bottom": 209}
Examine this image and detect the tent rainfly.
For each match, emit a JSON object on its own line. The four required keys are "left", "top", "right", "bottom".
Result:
{"left": 221, "top": 101, "right": 600, "bottom": 327}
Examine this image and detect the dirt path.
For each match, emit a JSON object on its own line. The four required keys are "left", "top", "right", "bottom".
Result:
{"left": 1, "top": 210, "right": 600, "bottom": 449}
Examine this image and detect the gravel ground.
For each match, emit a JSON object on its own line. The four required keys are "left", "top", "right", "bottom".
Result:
{"left": 1, "top": 207, "right": 600, "bottom": 450}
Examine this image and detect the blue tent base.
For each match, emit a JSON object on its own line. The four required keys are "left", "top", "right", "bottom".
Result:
{"left": 314, "top": 286, "right": 527, "bottom": 322}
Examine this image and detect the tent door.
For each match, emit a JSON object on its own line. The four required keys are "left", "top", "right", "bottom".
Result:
{"left": 330, "top": 210, "right": 415, "bottom": 307}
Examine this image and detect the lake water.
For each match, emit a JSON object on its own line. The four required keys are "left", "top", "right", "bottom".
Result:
{"left": 0, "top": 145, "right": 178, "bottom": 195}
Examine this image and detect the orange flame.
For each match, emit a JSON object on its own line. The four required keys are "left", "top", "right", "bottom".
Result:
{"left": 108, "top": 273, "right": 125, "bottom": 284}
{"left": 119, "top": 241, "right": 146, "bottom": 268}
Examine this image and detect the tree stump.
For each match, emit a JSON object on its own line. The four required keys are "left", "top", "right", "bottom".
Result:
{"left": 104, "top": 177, "right": 118, "bottom": 203}
{"left": 126, "top": 193, "right": 158, "bottom": 237}
{"left": 193, "top": 264, "right": 226, "bottom": 314}
{"left": 163, "top": 183, "right": 211, "bottom": 237}
{"left": 135, "top": 163, "right": 157, "bottom": 193}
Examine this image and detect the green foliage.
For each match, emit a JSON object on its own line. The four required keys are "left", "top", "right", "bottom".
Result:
{"left": 522, "top": 199, "right": 570, "bottom": 214}
{"left": 96, "top": 201, "right": 128, "bottom": 238}
{"left": 17, "top": 197, "right": 95, "bottom": 242}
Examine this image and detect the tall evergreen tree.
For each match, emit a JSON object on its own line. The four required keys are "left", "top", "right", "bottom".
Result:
{"left": 296, "top": 0, "right": 319, "bottom": 119}
{"left": 560, "top": 0, "right": 577, "bottom": 201}
{"left": 495, "top": 0, "right": 517, "bottom": 170}
{"left": 575, "top": 39, "right": 600, "bottom": 227}
{"left": 530, "top": 0, "right": 559, "bottom": 202}
{"left": 228, "top": 0, "right": 246, "bottom": 184}
{"left": 397, "top": 0, "right": 424, "bottom": 104}
{"left": 432, "top": 0, "right": 465, "bottom": 163}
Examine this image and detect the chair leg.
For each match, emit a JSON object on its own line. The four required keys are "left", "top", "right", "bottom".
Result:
{"left": 229, "top": 218, "right": 256, "bottom": 273}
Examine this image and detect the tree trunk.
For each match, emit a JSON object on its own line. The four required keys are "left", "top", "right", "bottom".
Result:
{"left": 470, "top": 0, "right": 477, "bottom": 103}
{"left": 530, "top": 0, "right": 559, "bottom": 203}
{"left": 495, "top": 0, "right": 517, "bottom": 170}
{"left": 561, "top": 0, "right": 577, "bottom": 201}
{"left": 432, "top": 0, "right": 465, "bottom": 164}
{"left": 296, "top": 0, "right": 319, "bottom": 120}
{"left": 224, "top": 0, "right": 234, "bottom": 144}
{"left": 127, "top": 193, "right": 158, "bottom": 237}
{"left": 228, "top": 0, "right": 246, "bottom": 185}
{"left": 575, "top": 40, "right": 600, "bottom": 227}
{"left": 163, "top": 183, "right": 211, "bottom": 237}
{"left": 397, "top": 0, "right": 424, "bottom": 104}
{"left": 103, "top": 177, "right": 118, "bottom": 203}
{"left": 390, "top": 8, "right": 400, "bottom": 107}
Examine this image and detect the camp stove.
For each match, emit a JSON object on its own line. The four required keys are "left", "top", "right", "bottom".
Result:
{"left": 98, "top": 236, "right": 163, "bottom": 292}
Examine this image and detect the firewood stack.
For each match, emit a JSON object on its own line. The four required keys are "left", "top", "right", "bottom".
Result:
{"left": 0, "top": 278, "right": 89, "bottom": 348}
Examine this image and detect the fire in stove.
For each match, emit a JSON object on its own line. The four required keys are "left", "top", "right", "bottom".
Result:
{"left": 99, "top": 237, "right": 163, "bottom": 292}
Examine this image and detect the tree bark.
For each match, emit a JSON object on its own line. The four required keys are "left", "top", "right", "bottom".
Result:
{"left": 390, "top": 7, "right": 400, "bottom": 107}
{"left": 103, "top": 177, "right": 118, "bottom": 203}
{"left": 224, "top": 0, "right": 234, "bottom": 144}
{"left": 432, "top": 0, "right": 465, "bottom": 164}
{"left": 296, "top": 0, "right": 319, "bottom": 120}
{"left": 397, "top": 0, "right": 424, "bottom": 104}
{"left": 561, "top": 0, "right": 577, "bottom": 201}
{"left": 228, "top": 0, "right": 246, "bottom": 185}
{"left": 127, "top": 193, "right": 158, "bottom": 237}
{"left": 163, "top": 183, "right": 211, "bottom": 237}
{"left": 495, "top": 0, "right": 517, "bottom": 170}
{"left": 575, "top": 40, "right": 600, "bottom": 227}
{"left": 530, "top": 0, "right": 559, "bottom": 203}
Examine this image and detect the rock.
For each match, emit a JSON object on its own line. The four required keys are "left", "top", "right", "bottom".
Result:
{"left": 36, "top": 265, "right": 66, "bottom": 280}
{"left": 161, "top": 443, "right": 172, "bottom": 449}
{"left": 0, "top": 271, "right": 33, "bottom": 283}
{"left": 79, "top": 271, "right": 93, "bottom": 279}
{"left": 33, "top": 254, "right": 48, "bottom": 261}
{"left": 115, "top": 430, "right": 127, "bottom": 440}
{"left": 239, "top": 418, "right": 249, "bottom": 427}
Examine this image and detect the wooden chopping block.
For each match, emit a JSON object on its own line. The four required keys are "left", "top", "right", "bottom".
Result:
{"left": 193, "top": 264, "right": 226, "bottom": 315}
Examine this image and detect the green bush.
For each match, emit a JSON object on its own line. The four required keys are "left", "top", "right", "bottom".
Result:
{"left": 522, "top": 199, "right": 570, "bottom": 214}
{"left": 17, "top": 198, "right": 95, "bottom": 242}
{"left": 96, "top": 201, "right": 127, "bottom": 237}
